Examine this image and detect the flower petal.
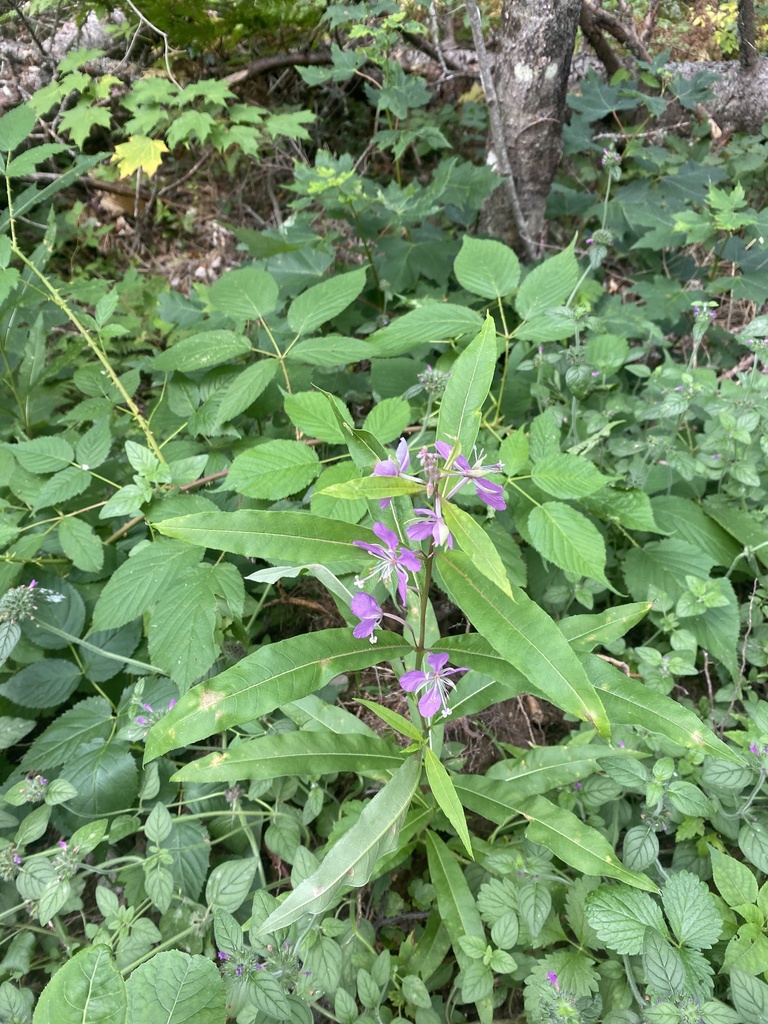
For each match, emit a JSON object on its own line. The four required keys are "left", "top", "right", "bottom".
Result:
{"left": 399, "top": 669, "right": 426, "bottom": 692}
{"left": 372, "top": 522, "right": 399, "bottom": 549}
{"left": 427, "top": 651, "right": 450, "bottom": 674}
{"left": 418, "top": 685, "right": 442, "bottom": 718}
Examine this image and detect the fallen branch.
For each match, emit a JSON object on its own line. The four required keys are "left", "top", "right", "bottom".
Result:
{"left": 224, "top": 50, "right": 333, "bottom": 87}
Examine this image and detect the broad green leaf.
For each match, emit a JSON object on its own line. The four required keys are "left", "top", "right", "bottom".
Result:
{"left": 172, "top": 732, "right": 405, "bottom": 782}
{"left": 206, "top": 859, "right": 257, "bottom": 914}
{"left": 32, "top": 944, "right": 126, "bottom": 1024}
{"left": 643, "top": 930, "right": 686, "bottom": 997}
{"left": 228, "top": 440, "right": 320, "bottom": 500}
{"left": 454, "top": 779, "right": 656, "bottom": 891}
{"left": 318, "top": 475, "right": 424, "bottom": 501}
{"left": 710, "top": 846, "right": 758, "bottom": 908}
{"left": 11, "top": 436, "right": 74, "bottom": 473}
{"left": 528, "top": 501, "right": 613, "bottom": 589}
{"left": 7, "top": 143, "right": 67, "bottom": 176}
{"left": 160, "top": 818, "right": 210, "bottom": 901}
{"left": 111, "top": 135, "right": 168, "bottom": 177}
{"left": 436, "top": 314, "right": 497, "bottom": 456}
{"left": 208, "top": 266, "right": 279, "bottom": 321}
{"left": 437, "top": 550, "right": 609, "bottom": 736}
{"left": 311, "top": 463, "right": 368, "bottom": 523}
{"left": 367, "top": 304, "right": 483, "bottom": 357}
{"left": 662, "top": 870, "right": 721, "bottom": 949}
{"left": 287, "top": 267, "right": 366, "bottom": 336}
{"left": 453, "top": 236, "right": 520, "bottom": 299}
{"left": 33, "top": 466, "right": 90, "bottom": 511}
{"left": 145, "top": 630, "right": 412, "bottom": 760}
{"left": 650, "top": 495, "right": 740, "bottom": 566}
{"left": 147, "top": 564, "right": 220, "bottom": 688}
{"left": 581, "top": 487, "right": 662, "bottom": 532}
{"left": 58, "top": 739, "right": 139, "bottom": 826}
{"left": 486, "top": 743, "right": 624, "bottom": 792}
{"left": 260, "top": 753, "right": 421, "bottom": 932}
{"left": 586, "top": 655, "right": 745, "bottom": 764}
{"left": 426, "top": 831, "right": 493, "bottom": 1024}
{"left": 0, "top": 103, "right": 36, "bottom": 152}
{"left": 559, "top": 602, "right": 652, "bottom": 650}
{"left": 58, "top": 517, "right": 104, "bottom": 573}
{"left": 362, "top": 397, "right": 411, "bottom": 445}
{"left": 213, "top": 360, "right": 278, "bottom": 424}
{"left": 154, "top": 330, "right": 251, "bottom": 372}
{"left": 623, "top": 539, "right": 714, "bottom": 603}
{"left": 283, "top": 391, "right": 351, "bottom": 444}
{"left": 531, "top": 453, "right": 611, "bottom": 499}
{"left": 0, "top": 659, "right": 80, "bottom": 708}
{"left": 125, "top": 952, "right": 226, "bottom": 1024}
{"left": 21, "top": 696, "right": 113, "bottom": 772}
{"left": 59, "top": 106, "right": 111, "bottom": 148}
{"left": 424, "top": 747, "right": 472, "bottom": 858}
{"left": 0, "top": 715, "right": 35, "bottom": 750}
{"left": 730, "top": 970, "right": 768, "bottom": 1024}
{"left": 441, "top": 502, "right": 511, "bottom": 596}
{"left": 154, "top": 510, "right": 376, "bottom": 565}
{"left": 515, "top": 236, "right": 579, "bottom": 319}
{"left": 704, "top": 495, "right": 768, "bottom": 570}
{"left": 23, "top": 580, "right": 85, "bottom": 649}
{"left": 586, "top": 884, "right": 668, "bottom": 954}
{"left": 285, "top": 335, "right": 373, "bottom": 367}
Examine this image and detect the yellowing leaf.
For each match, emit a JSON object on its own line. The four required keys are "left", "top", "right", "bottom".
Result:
{"left": 110, "top": 135, "right": 169, "bottom": 178}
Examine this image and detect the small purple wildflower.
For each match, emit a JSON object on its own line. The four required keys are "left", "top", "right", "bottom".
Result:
{"left": 58, "top": 840, "right": 67, "bottom": 850}
{"left": 168, "top": 699, "right": 176, "bottom": 710}
{"left": 750, "top": 742, "right": 760, "bottom": 756}
{"left": 399, "top": 651, "right": 466, "bottom": 718}
{"left": 573, "top": 781, "right": 583, "bottom": 790}
{"left": 547, "top": 970, "right": 559, "bottom": 991}
{"left": 142, "top": 703, "right": 153, "bottom": 712}
{"left": 29, "top": 580, "right": 38, "bottom": 589}
{"left": 354, "top": 522, "right": 421, "bottom": 605}
{"left": 407, "top": 498, "right": 454, "bottom": 549}
{"left": 436, "top": 442, "right": 506, "bottom": 511}
{"left": 235, "top": 965, "right": 243, "bottom": 976}
{"left": 617, "top": 741, "right": 625, "bottom": 748}
{"left": 12, "top": 854, "right": 21, "bottom": 865}
{"left": 217, "top": 951, "right": 229, "bottom": 961}
{"left": 372, "top": 438, "right": 419, "bottom": 509}
{"left": 136, "top": 716, "right": 148, "bottom": 725}
{"left": 351, "top": 592, "right": 384, "bottom": 642}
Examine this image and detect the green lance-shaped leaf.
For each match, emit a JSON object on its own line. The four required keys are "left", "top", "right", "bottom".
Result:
{"left": 559, "top": 602, "right": 652, "bottom": 651}
{"left": 425, "top": 831, "right": 494, "bottom": 1024}
{"left": 154, "top": 510, "right": 376, "bottom": 565}
{"left": 287, "top": 266, "right": 367, "bottom": 337}
{"left": 172, "top": 732, "right": 406, "bottom": 783}
{"left": 145, "top": 630, "right": 412, "bottom": 761}
{"left": 437, "top": 549, "right": 609, "bottom": 737}
{"left": 436, "top": 313, "right": 497, "bottom": 456}
{"left": 586, "top": 655, "right": 746, "bottom": 765}
{"left": 32, "top": 944, "right": 127, "bottom": 1024}
{"left": 318, "top": 476, "right": 424, "bottom": 502}
{"left": 424, "top": 747, "right": 472, "bottom": 858}
{"left": 125, "top": 951, "right": 226, "bottom": 1024}
{"left": 453, "top": 778, "right": 657, "bottom": 892}
{"left": 441, "top": 501, "right": 511, "bottom": 597}
{"left": 259, "top": 752, "right": 422, "bottom": 933}
{"left": 153, "top": 330, "right": 251, "bottom": 372}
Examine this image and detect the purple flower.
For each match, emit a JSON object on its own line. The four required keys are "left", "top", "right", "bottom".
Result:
{"left": 235, "top": 965, "right": 243, "bottom": 976}
{"left": 136, "top": 716, "right": 148, "bottom": 725}
{"left": 217, "top": 951, "right": 229, "bottom": 961}
{"left": 168, "top": 699, "right": 176, "bottom": 710}
{"left": 547, "top": 970, "right": 559, "bottom": 991}
{"left": 399, "top": 651, "right": 466, "bottom": 718}
{"left": 12, "top": 854, "right": 21, "bottom": 865}
{"left": 372, "top": 438, "right": 419, "bottom": 509}
{"left": 406, "top": 499, "right": 453, "bottom": 549}
{"left": 354, "top": 522, "right": 421, "bottom": 605}
{"left": 436, "top": 442, "right": 506, "bottom": 511}
{"left": 351, "top": 592, "right": 384, "bottom": 642}
{"left": 29, "top": 580, "right": 38, "bottom": 589}
{"left": 750, "top": 742, "right": 760, "bottom": 756}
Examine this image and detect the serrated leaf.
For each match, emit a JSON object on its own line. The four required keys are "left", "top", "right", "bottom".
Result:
{"left": 643, "top": 929, "right": 686, "bottom": 997}
{"left": 11, "top": 436, "right": 74, "bottom": 474}
{"left": 145, "top": 629, "right": 411, "bottom": 760}
{"left": 285, "top": 334, "right": 373, "bottom": 367}
{"left": 0, "top": 103, "right": 36, "bottom": 152}
{"left": 454, "top": 236, "right": 520, "bottom": 298}
{"left": 287, "top": 268, "right": 366, "bottom": 336}
{"left": 154, "top": 330, "right": 251, "bottom": 372}
{"left": 710, "top": 846, "right": 758, "bottom": 908}
{"left": 730, "top": 970, "right": 768, "bottom": 1024}
{"left": 531, "top": 453, "right": 611, "bottom": 498}
{"left": 259, "top": 753, "right": 421, "bottom": 931}
{"left": 0, "top": 714, "right": 35, "bottom": 750}
{"left": 529, "top": 501, "right": 612, "bottom": 588}
{"left": 213, "top": 360, "right": 278, "bottom": 423}
{"left": 59, "top": 105, "right": 112, "bottom": 148}
{"left": 173, "top": 731, "right": 404, "bottom": 782}
{"left": 228, "top": 440, "right": 320, "bottom": 500}
{"left": 662, "top": 870, "right": 721, "bottom": 949}
{"left": 32, "top": 944, "right": 126, "bottom": 1023}
{"left": 515, "top": 236, "right": 579, "bottom": 319}
{"left": 20, "top": 696, "right": 113, "bottom": 772}
{"left": 437, "top": 549, "right": 609, "bottom": 735}
{"left": 208, "top": 266, "right": 279, "bottom": 322}
{"left": 147, "top": 565, "right": 220, "bottom": 688}
{"left": 436, "top": 314, "right": 497, "bottom": 456}
{"left": 586, "top": 884, "right": 667, "bottom": 954}
{"left": 58, "top": 739, "right": 139, "bottom": 825}
{"left": 59, "top": 517, "right": 104, "bottom": 573}
{"left": 0, "top": 659, "right": 80, "bottom": 709}
{"left": 362, "top": 397, "right": 411, "bottom": 445}
{"left": 125, "top": 951, "right": 226, "bottom": 1024}
{"left": 160, "top": 818, "right": 209, "bottom": 900}
{"left": 205, "top": 858, "right": 257, "bottom": 914}
{"left": 111, "top": 135, "right": 168, "bottom": 177}
{"left": 283, "top": 392, "right": 350, "bottom": 444}
{"left": 367, "top": 304, "right": 483, "bottom": 357}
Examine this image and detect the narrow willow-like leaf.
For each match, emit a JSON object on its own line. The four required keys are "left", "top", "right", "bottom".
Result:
{"left": 424, "top": 747, "right": 472, "bottom": 858}
{"left": 453, "top": 777, "right": 657, "bottom": 892}
{"left": 441, "top": 502, "right": 511, "bottom": 596}
{"left": 259, "top": 753, "right": 422, "bottom": 933}
{"left": 145, "top": 630, "right": 412, "bottom": 761}
{"left": 155, "top": 510, "right": 376, "bottom": 563}
{"left": 318, "top": 476, "right": 424, "bottom": 501}
{"left": 485, "top": 743, "right": 640, "bottom": 791}
{"left": 425, "top": 831, "right": 494, "bottom": 1024}
{"left": 587, "top": 655, "right": 746, "bottom": 765}
{"left": 356, "top": 698, "right": 424, "bottom": 742}
{"left": 172, "top": 732, "right": 405, "bottom": 783}
{"left": 559, "top": 602, "right": 652, "bottom": 651}
{"left": 437, "top": 550, "right": 609, "bottom": 736}
{"left": 436, "top": 314, "right": 497, "bottom": 455}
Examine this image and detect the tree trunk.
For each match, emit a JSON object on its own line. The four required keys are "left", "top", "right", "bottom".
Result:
{"left": 479, "top": 0, "right": 583, "bottom": 257}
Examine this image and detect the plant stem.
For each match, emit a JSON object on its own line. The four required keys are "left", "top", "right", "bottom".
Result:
{"left": 33, "top": 618, "right": 163, "bottom": 675}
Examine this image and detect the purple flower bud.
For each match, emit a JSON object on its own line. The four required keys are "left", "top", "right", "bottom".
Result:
{"left": 750, "top": 743, "right": 760, "bottom": 756}
{"left": 573, "top": 781, "right": 583, "bottom": 789}
{"left": 547, "top": 970, "right": 559, "bottom": 990}
{"left": 168, "top": 699, "right": 176, "bottom": 710}
{"left": 142, "top": 703, "right": 153, "bottom": 712}
{"left": 217, "top": 951, "right": 229, "bottom": 961}
{"left": 235, "top": 965, "right": 243, "bottom": 976}
{"left": 12, "top": 854, "right": 22, "bottom": 865}
{"left": 136, "top": 716, "right": 148, "bottom": 725}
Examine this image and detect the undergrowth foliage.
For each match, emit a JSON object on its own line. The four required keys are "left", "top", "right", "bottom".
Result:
{"left": 1, "top": 5, "right": 768, "bottom": 1023}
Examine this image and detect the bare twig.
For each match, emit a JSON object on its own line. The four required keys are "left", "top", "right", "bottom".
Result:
{"left": 640, "top": 0, "right": 661, "bottom": 46}
{"left": 122, "top": 0, "right": 181, "bottom": 89}
{"left": 463, "top": 0, "right": 537, "bottom": 261}
{"left": 738, "top": 0, "right": 758, "bottom": 69}
{"left": 582, "top": 1, "right": 651, "bottom": 64}
{"left": 224, "top": 51, "right": 333, "bottom": 88}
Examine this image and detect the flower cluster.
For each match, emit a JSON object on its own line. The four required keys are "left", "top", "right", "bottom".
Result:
{"left": 0, "top": 580, "right": 38, "bottom": 624}
{"left": 0, "top": 844, "right": 22, "bottom": 881}
{"left": 217, "top": 940, "right": 311, "bottom": 993}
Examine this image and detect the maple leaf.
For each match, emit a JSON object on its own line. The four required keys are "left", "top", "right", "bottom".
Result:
{"left": 110, "top": 135, "right": 169, "bottom": 178}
